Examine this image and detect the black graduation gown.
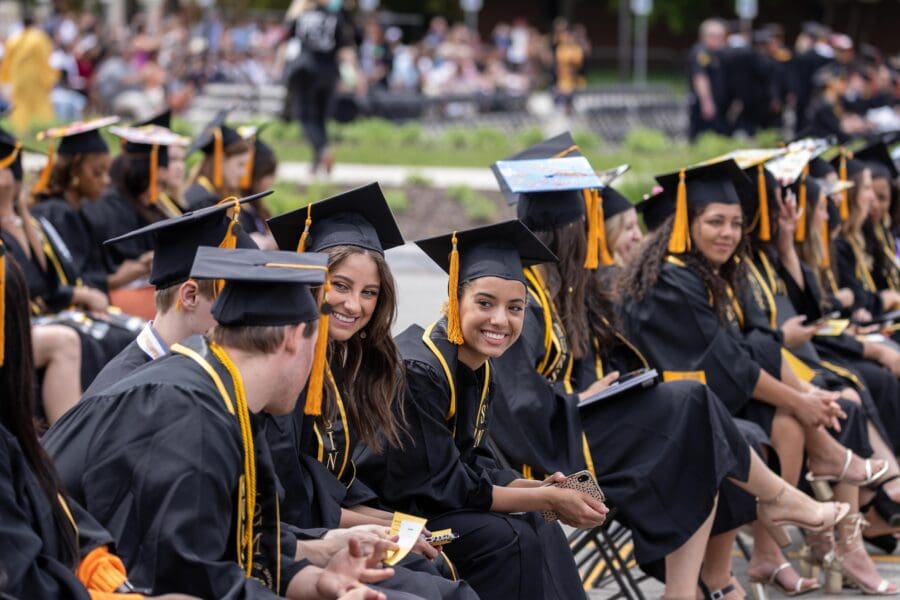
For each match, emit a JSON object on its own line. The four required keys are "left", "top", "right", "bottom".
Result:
{"left": 30, "top": 197, "right": 109, "bottom": 292}
{"left": 1, "top": 225, "right": 138, "bottom": 391}
{"left": 184, "top": 178, "right": 220, "bottom": 212}
{"left": 82, "top": 335, "right": 153, "bottom": 396}
{"left": 865, "top": 221, "right": 900, "bottom": 293}
{"left": 43, "top": 335, "right": 310, "bottom": 598}
{"left": 0, "top": 424, "right": 111, "bottom": 599}
{"left": 357, "top": 319, "right": 585, "bottom": 600}
{"left": 489, "top": 266, "right": 588, "bottom": 479}
{"left": 834, "top": 237, "right": 884, "bottom": 315}
{"left": 571, "top": 324, "right": 752, "bottom": 563}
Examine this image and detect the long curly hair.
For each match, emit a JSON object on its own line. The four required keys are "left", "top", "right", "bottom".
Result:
{"left": 619, "top": 208, "right": 748, "bottom": 322}
{"left": 534, "top": 220, "right": 590, "bottom": 359}
{"left": 324, "top": 246, "right": 405, "bottom": 452}
{"left": 585, "top": 269, "right": 621, "bottom": 350}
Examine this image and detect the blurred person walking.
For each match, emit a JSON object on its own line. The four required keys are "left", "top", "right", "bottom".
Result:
{"left": 0, "top": 15, "right": 58, "bottom": 133}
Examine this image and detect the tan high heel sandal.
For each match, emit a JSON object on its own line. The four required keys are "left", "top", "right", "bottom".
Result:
{"left": 748, "top": 562, "right": 820, "bottom": 599}
{"left": 824, "top": 512, "right": 900, "bottom": 596}
{"left": 806, "top": 449, "right": 889, "bottom": 501}
{"left": 756, "top": 485, "right": 850, "bottom": 548}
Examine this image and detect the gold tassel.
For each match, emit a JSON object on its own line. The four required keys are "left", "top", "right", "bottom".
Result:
{"left": 0, "top": 143, "right": 21, "bottom": 170}
{"left": 795, "top": 165, "right": 808, "bottom": 242}
{"left": 304, "top": 276, "right": 330, "bottom": 416}
{"left": 148, "top": 145, "right": 159, "bottom": 205}
{"left": 668, "top": 169, "right": 691, "bottom": 254}
{"left": 32, "top": 144, "right": 55, "bottom": 194}
{"left": 0, "top": 242, "right": 5, "bottom": 367}
{"left": 595, "top": 189, "right": 614, "bottom": 265}
{"left": 757, "top": 164, "right": 771, "bottom": 242}
{"left": 213, "top": 128, "right": 224, "bottom": 188}
{"left": 239, "top": 134, "right": 256, "bottom": 190}
{"left": 839, "top": 150, "right": 849, "bottom": 222}
{"left": 213, "top": 198, "right": 241, "bottom": 294}
{"left": 296, "top": 203, "right": 313, "bottom": 253}
{"left": 582, "top": 189, "right": 599, "bottom": 269}
{"left": 446, "top": 232, "right": 464, "bottom": 345}
{"left": 821, "top": 217, "right": 831, "bottom": 270}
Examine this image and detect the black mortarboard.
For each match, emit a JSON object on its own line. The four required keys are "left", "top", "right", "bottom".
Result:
{"left": 187, "top": 110, "right": 243, "bottom": 156}
{"left": 600, "top": 186, "right": 633, "bottom": 221}
{"left": 0, "top": 127, "right": 24, "bottom": 181}
{"left": 104, "top": 191, "right": 269, "bottom": 289}
{"left": 267, "top": 182, "right": 404, "bottom": 255}
{"left": 135, "top": 108, "right": 172, "bottom": 129}
{"left": 830, "top": 149, "right": 867, "bottom": 220}
{"left": 854, "top": 141, "right": 898, "bottom": 179}
{"left": 636, "top": 189, "right": 675, "bottom": 232}
{"left": 111, "top": 124, "right": 191, "bottom": 202}
{"left": 742, "top": 163, "right": 780, "bottom": 242}
{"left": 414, "top": 219, "right": 557, "bottom": 344}
{"left": 653, "top": 159, "right": 754, "bottom": 253}
{"left": 190, "top": 246, "right": 327, "bottom": 327}
{"left": 491, "top": 131, "right": 583, "bottom": 206}
{"left": 237, "top": 124, "right": 276, "bottom": 189}
{"left": 37, "top": 116, "right": 118, "bottom": 155}
{"left": 809, "top": 156, "right": 835, "bottom": 178}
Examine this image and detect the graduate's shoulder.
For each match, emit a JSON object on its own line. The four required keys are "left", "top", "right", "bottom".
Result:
{"left": 658, "top": 256, "right": 709, "bottom": 296}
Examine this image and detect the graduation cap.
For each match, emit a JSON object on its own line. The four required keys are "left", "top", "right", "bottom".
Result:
{"left": 267, "top": 182, "right": 404, "bottom": 255}
{"left": 187, "top": 110, "right": 244, "bottom": 189}
{"left": 0, "top": 127, "right": 24, "bottom": 182}
{"left": 809, "top": 156, "right": 835, "bottom": 178}
{"left": 741, "top": 162, "right": 781, "bottom": 242}
{"left": 636, "top": 189, "right": 675, "bottom": 233}
{"left": 104, "top": 190, "right": 269, "bottom": 289}
{"left": 830, "top": 149, "right": 866, "bottom": 221}
{"left": 491, "top": 131, "right": 582, "bottom": 206}
{"left": 190, "top": 245, "right": 330, "bottom": 417}
{"left": 237, "top": 124, "right": 275, "bottom": 190}
{"left": 654, "top": 159, "right": 755, "bottom": 254}
{"left": 111, "top": 124, "right": 191, "bottom": 205}
{"left": 33, "top": 116, "right": 119, "bottom": 193}
{"left": 854, "top": 141, "right": 899, "bottom": 179}
{"left": 414, "top": 219, "right": 558, "bottom": 344}
{"left": 135, "top": 108, "right": 172, "bottom": 129}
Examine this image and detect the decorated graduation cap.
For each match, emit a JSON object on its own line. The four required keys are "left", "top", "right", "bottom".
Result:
{"left": 854, "top": 141, "right": 899, "bottom": 179}
{"left": 654, "top": 159, "right": 755, "bottom": 254}
{"left": 830, "top": 149, "right": 867, "bottom": 221}
{"left": 491, "top": 131, "right": 582, "bottom": 205}
{"left": 190, "top": 245, "right": 330, "bottom": 417}
{"left": 104, "top": 190, "right": 269, "bottom": 289}
{"left": 415, "top": 219, "right": 558, "bottom": 345}
{"left": 33, "top": 116, "right": 119, "bottom": 193}
{"left": 267, "top": 182, "right": 404, "bottom": 255}
{"left": 237, "top": 124, "right": 275, "bottom": 190}
{"left": 188, "top": 110, "right": 244, "bottom": 189}
{"left": 110, "top": 124, "right": 191, "bottom": 205}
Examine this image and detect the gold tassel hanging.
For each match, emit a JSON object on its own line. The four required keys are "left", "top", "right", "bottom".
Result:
{"left": 212, "top": 128, "right": 224, "bottom": 188}
{"left": 839, "top": 150, "right": 849, "bottom": 222}
{"left": 304, "top": 276, "right": 330, "bottom": 416}
{"left": 446, "top": 232, "right": 464, "bottom": 345}
{"left": 213, "top": 198, "right": 241, "bottom": 295}
{"left": 32, "top": 144, "right": 55, "bottom": 194}
{"left": 148, "top": 145, "right": 159, "bottom": 205}
{"left": 795, "top": 165, "right": 809, "bottom": 242}
{"left": 596, "top": 190, "right": 615, "bottom": 266}
{"left": 582, "top": 189, "right": 599, "bottom": 269}
{"left": 668, "top": 169, "right": 691, "bottom": 254}
{"left": 757, "top": 164, "right": 771, "bottom": 242}
{"left": 821, "top": 217, "right": 832, "bottom": 270}
{"left": 239, "top": 134, "right": 256, "bottom": 190}
{"left": 296, "top": 203, "right": 313, "bottom": 253}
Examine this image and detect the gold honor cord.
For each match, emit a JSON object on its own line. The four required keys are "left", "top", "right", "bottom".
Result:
{"left": 422, "top": 321, "right": 457, "bottom": 423}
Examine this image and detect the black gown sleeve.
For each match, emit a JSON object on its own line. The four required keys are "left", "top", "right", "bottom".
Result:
{"left": 834, "top": 238, "right": 882, "bottom": 314}
{"left": 357, "top": 360, "right": 497, "bottom": 517}
{"left": 621, "top": 262, "right": 761, "bottom": 414}
{"left": 0, "top": 431, "right": 90, "bottom": 600}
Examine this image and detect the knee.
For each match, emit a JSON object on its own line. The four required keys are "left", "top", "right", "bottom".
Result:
{"left": 44, "top": 325, "right": 81, "bottom": 362}
{"left": 839, "top": 387, "right": 862, "bottom": 404}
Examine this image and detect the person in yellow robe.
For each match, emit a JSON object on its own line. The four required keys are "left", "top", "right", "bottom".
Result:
{"left": 0, "top": 16, "right": 58, "bottom": 133}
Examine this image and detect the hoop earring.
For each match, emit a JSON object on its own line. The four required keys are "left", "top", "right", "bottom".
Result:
{"left": 359, "top": 330, "right": 367, "bottom": 339}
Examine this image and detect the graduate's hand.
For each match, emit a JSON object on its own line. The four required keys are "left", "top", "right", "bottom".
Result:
{"left": 777, "top": 190, "right": 799, "bottom": 250}
{"left": 780, "top": 315, "right": 821, "bottom": 348}
{"left": 306, "top": 526, "right": 392, "bottom": 566}
{"left": 881, "top": 289, "right": 900, "bottom": 311}
{"left": 577, "top": 372, "right": 619, "bottom": 402}
{"left": 71, "top": 286, "right": 109, "bottom": 312}
{"left": 316, "top": 538, "right": 396, "bottom": 598}
{"left": 835, "top": 289, "right": 855, "bottom": 309}
{"left": 412, "top": 534, "right": 440, "bottom": 560}
{"left": 792, "top": 388, "right": 844, "bottom": 430}
{"left": 547, "top": 487, "right": 609, "bottom": 529}
{"left": 336, "top": 589, "right": 387, "bottom": 600}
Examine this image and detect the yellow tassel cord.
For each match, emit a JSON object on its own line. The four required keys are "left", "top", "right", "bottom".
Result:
{"left": 0, "top": 242, "right": 5, "bottom": 366}
{"left": 208, "top": 342, "right": 256, "bottom": 576}
{"left": 839, "top": 150, "right": 849, "bottom": 222}
{"left": 596, "top": 190, "right": 615, "bottom": 266}
{"left": 795, "top": 165, "right": 808, "bottom": 242}
{"left": 582, "top": 190, "right": 599, "bottom": 269}
{"left": 668, "top": 169, "right": 691, "bottom": 254}
{"left": 295, "top": 203, "right": 313, "bottom": 253}
{"left": 148, "top": 145, "right": 159, "bottom": 205}
{"left": 821, "top": 217, "right": 832, "bottom": 270}
{"left": 446, "top": 232, "right": 464, "bottom": 345}
{"left": 213, "top": 197, "right": 241, "bottom": 294}
{"left": 0, "top": 143, "right": 21, "bottom": 170}
{"left": 757, "top": 164, "right": 771, "bottom": 242}
{"left": 32, "top": 144, "right": 55, "bottom": 194}
{"left": 239, "top": 134, "right": 256, "bottom": 190}
{"left": 213, "top": 128, "right": 224, "bottom": 188}
{"left": 304, "top": 276, "right": 330, "bottom": 416}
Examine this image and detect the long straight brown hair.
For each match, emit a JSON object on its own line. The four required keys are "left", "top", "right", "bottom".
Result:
{"left": 325, "top": 246, "right": 405, "bottom": 451}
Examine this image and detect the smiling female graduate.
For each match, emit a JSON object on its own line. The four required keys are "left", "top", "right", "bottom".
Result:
{"left": 356, "top": 219, "right": 602, "bottom": 600}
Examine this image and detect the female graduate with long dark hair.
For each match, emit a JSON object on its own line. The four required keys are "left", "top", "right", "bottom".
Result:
{"left": 183, "top": 112, "right": 250, "bottom": 212}
{"left": 620, "top": 159, "right": 897, "bottom": 595}
{"left": 0, "top": 244, "right": 195, "bottom": 600}
{"left": 856, "top": 142, "right": 900, "bottom": 294}
{"left": 236, "top": 125, "right": 277, "bottom": 249}
{"left": 358, "top": 219, "right": 606, "bottom": 600}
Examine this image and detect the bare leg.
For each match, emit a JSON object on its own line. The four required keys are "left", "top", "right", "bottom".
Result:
{"left": 664, "top": 495, "right": 718, "bottom": 598}
{"left": 700, "top": 530, "right": 742, "bottom": 597}
{"left": 32, "top": 325, "right": 82, "bottom": 425}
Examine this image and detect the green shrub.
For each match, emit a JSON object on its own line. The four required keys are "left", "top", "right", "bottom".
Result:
{"left": 405, "top": 171, "right": 433, "bottom": 187}
{"left": 622, "top": 127, "right": 670, "bottom": 153}
{"left": 447, "top": 185, "right": 498, "bottom": 223}
{"left": 516, "top": 127, "right": 545, "bottom": 148}
{"left": 573, "top": 130, "right": 604, "bottom": 153}
{"left": 442, "top": 126, "right": 472, "bottom": 149}
{"left": 384, "top": 189, "right": 409, "bottom": 214}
